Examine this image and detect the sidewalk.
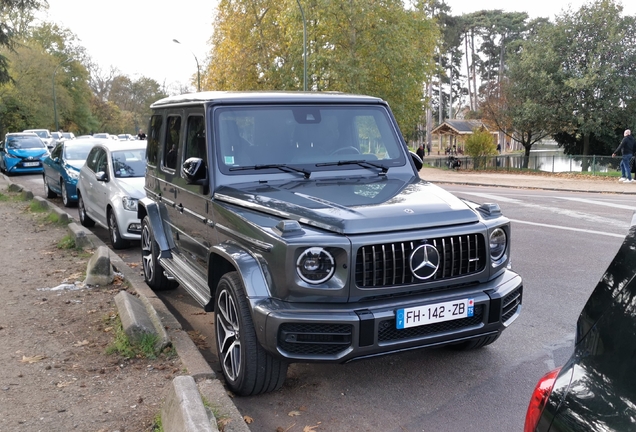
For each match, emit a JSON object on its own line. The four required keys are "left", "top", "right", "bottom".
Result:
{"left": 419, "top": 166, "right": 636, "bottom": 194}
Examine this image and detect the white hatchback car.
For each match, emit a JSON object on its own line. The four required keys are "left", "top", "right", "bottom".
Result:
{"left": 77, "top": 140, "right": 147, "bottom": 249}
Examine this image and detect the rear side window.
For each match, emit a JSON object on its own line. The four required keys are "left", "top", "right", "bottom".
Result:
{"left": 147, "top": 114, "right": 162, "bottom": 166}
{"left": 184, "top": 115, "right": 206, "bottom": 162}
{"left": 163, "top": 116, "right": 182, "bottom": 170}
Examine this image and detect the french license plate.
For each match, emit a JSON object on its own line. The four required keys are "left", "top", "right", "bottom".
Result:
{"left": 23, "top": 162, "right": 39, "bottom": 167}
{"left": 396, "top": 298, "right": 474, "bottom": 329}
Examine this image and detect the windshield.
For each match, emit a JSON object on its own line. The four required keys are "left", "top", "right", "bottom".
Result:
{"left": 62, "top": 133, "right": 73, "bottom": 139}
{"left": 215, "top": 105, "right": 406, "bottom": 176}
{"left": 63, "top": 142, "right": 93, "bottom": 161}
{"left": 111, "top": 149, "right": 146, "bottom": 178}
{"left": 7, "top": 136, "right": 46, "bottom": 149}
{"left": 28, "top": 130, "right": 50, "bottom": 139}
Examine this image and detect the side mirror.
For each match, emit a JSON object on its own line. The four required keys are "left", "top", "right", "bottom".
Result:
{"left": 95, "top": 171, "right": 109, "bottom": 182}
{"left": 410, "top": 151, "right": 423, "bottom": 172}
{"left": 182, "top": 157, "right": 208, "bottom": 185}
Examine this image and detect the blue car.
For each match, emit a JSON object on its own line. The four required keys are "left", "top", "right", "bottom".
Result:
{"left": 43, "top": 139, "right": 99, "bottom": 207}
{"left": 0, "top": 133, "right": 49, "bottom": 175}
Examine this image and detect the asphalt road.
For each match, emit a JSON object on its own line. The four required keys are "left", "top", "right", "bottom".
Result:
{"left": 15, "top": 172, "right": 634, "bottom": 432}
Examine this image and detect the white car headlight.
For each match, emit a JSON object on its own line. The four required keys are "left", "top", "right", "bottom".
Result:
{"left": 489, "top": 228, "right": 507, "bottom": 262}
{"left": 122, "top": 196, "right": 138, "bottom": 211}
{"left": 296, "top": 247, "right": 335, "bottom": 284}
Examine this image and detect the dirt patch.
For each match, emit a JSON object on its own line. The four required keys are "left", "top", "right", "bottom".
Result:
{"left": 0, "top": 194, "right": 183, "bottom": 431}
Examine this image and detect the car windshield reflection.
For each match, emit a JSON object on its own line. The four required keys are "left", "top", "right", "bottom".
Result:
{"left": 111, "top": 149, "right": 147, "bottom": 178}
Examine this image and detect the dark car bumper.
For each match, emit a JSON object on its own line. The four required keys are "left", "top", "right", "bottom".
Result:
{"left": 252, "top": 269, "right": 522, "bottom": 362}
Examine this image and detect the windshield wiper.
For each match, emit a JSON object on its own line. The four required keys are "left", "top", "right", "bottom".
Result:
{"left": 316, "top": 160, "right": 389, "bottom": 175}
{"left": 229, "top": 164, "right": 311, "bottom": 179}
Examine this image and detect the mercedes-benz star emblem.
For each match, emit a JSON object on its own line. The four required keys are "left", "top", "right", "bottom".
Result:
{"left": 410, "top": 244, "right": 440, "bottom": 280}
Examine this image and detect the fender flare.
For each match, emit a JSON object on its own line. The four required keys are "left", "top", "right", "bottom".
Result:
{"left": 209, "top": 242, "right": 271, "bottom": 300}
{"left": 138, "top": 198, "right": 172, "bottom": 259}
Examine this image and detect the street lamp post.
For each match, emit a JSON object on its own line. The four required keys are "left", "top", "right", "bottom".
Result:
{"left": 296, "top": 0, "right": 307, "bottom": 91}
{"left": 173, "top": 39, "right": 201, "bottom": 92}
{"left": 52, "top": 57, "right": 72, "bottom": 132}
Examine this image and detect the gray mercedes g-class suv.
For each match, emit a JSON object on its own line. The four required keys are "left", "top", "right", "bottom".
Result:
{"left": 138, "top": 91, "right": 522, "bottom": 396}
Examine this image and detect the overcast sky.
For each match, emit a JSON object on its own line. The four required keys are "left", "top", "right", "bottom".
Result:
{"left": 39, "top": 0, "right": 636, "bottom": 92}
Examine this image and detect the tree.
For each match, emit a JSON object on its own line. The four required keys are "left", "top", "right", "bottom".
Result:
{"left": 464, "top": 127, "right": 497, "bottom": 169}
{"left": 480, "top": 18, "right": 560, "bottom": 167}
{"left": 0, "top": 0, "right": 45, "bottom": 84}
{"left": 549, "top": 0, "right": 636, "bottom": 166}
{"left": 204, "top": 0, "right": 438, "bottom": 137}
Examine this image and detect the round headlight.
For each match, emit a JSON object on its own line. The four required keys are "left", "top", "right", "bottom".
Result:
{"left": 296, "top": 247, "right": 335, "bottom": 284}
{"left": 489, "top": 228, "right": 507, "bottom": 261}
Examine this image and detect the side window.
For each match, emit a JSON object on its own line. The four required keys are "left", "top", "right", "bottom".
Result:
{"left": 86, "top": 147, "right": 100, "bottom": 172}
{"left": 184, "top": 115, "right": 205, "bottom": 162}
{"left": 51, "top": 144, "right": 63, "bottom": 159}
{"left": 163, "top": 115, "right": 182, "bottom": 170}
{"left": 95, "top": 149, "right": 108, "bottom": 173}
{"left": 147, "top": 114, "right": 162, "bottom": 166}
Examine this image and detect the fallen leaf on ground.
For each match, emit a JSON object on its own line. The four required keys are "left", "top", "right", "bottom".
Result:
{"left": 288, "top": 410, "right": 303, "bottom": 417}
{"left": 187, "top": 330, "right": 209, "bottom": 349}
{"left": 57, "top": 381, "right": 72, "bottom": 388}
{"left": 192, "top": 311, "right": 207, "bottom": 315}
{"left": 128, "top": 262, "right": 140, "bottom": 268}
{"left": 303, "top": 425, "right": 320, "bottom": 432}
{"left": 243, "top": 415, "right": 254, "bottom": 424}
{"left": 73, "top": 340, "right": 89, "bottom": 347}
{"left": 21, "top": 355, "right": 46, "bottom": 363}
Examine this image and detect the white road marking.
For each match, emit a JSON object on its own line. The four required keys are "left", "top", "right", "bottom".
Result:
{"left": 459, "top": 191, "right": 629, "bottom": 228}
{"left": 510, "top": 219, "right": 626, "bottom": 238}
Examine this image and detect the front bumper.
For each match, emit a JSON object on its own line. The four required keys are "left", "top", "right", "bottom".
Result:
{"left": 252, "top": 269, "right": 522, "bottom": 363}
{"left": 6, "top": 159, "right": 44, "bottom": 174}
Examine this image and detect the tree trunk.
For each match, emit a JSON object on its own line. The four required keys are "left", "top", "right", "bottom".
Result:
{"left": 471, "top": 29, "right": 477, "bottom": 111}
{"left": 582, "top": 133, "right": 591, "bottom": 172}
{"left": 464, "top": 32, "right": 472, "bottom": 111}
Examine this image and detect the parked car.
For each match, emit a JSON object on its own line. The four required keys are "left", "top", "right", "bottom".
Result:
{"left": 23, "top": 129, "right": 54, "bottom": 149}
{"left": 77, "top": 140, "right": 147, "bottom": 249}
{"left": 117, "top": 134, "right": 135, "bottom": 141}
{"left": 137, "top": 92, "right": 523, "bottom": 396}
{"left": 0, "top": 132, "right": 49, "bottom": 175}
{"left": 51, "top": 131, "right": 65, "bottom": 146}
{"left": 524, "top": 214, "right": 636, "bottom": 432}
{"left": 61, "top": 132, "right": 76, "bottom": 140}
{"left": 43, "top": 139, "right": 99, "bottom": 207}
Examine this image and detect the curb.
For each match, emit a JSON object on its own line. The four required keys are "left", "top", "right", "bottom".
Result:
{"left": 0, "top": 175, "right": 250, "bottom": 432}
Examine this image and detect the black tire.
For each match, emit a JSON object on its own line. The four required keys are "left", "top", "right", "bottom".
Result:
{"left": 108, "top": 209, "right": 130, "bottom": 249}
{"left": 141, "top": 216, "right": 178, "bottom": 290}
{"left": 61, "top": 181, "right": 74, "bottom": 207}
{"left": 43, "top": 175, "right": 57, "bottom": 198}
{"left": 447, "top": 333, "right": 500, "bottom": 351}
{"left": 215, "top": 272, "right": 288, "bottom": 396}
{"left": 77, "top": 192, "right": 95, "bottom": 228}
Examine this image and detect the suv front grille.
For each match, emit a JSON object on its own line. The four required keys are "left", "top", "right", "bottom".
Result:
{"left": 378, "top": 305, "right": 484, "bottom": 342}
{"left": 355, "top": 234, "right": 486, "bottom": 288}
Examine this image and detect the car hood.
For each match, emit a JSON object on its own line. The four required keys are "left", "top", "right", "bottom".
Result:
{"left": 214, "top": 176, "right": 479, "bottom": 234}
{"left": 115, "top": 177, "right": 146, "bottom": 199}
{"left": 8, "top": 148, "right": 48, "bottom": 158}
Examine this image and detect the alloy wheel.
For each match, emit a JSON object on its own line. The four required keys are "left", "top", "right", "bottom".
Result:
{"left": 216, "top": 289, "right": 242, "bottom": 382}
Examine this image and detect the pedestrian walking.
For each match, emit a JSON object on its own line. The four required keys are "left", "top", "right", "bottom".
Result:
{"left": 137, "top": 129, "right": 146, "bottom": 140}
{"left": 416, "top": 144, "right": 425, "bottom": 160}
{"left": 612, "top": 129, "right": 636, "bottom": 183}
{"left": 426, "top": 144, "right": 431, "bottom": 156}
